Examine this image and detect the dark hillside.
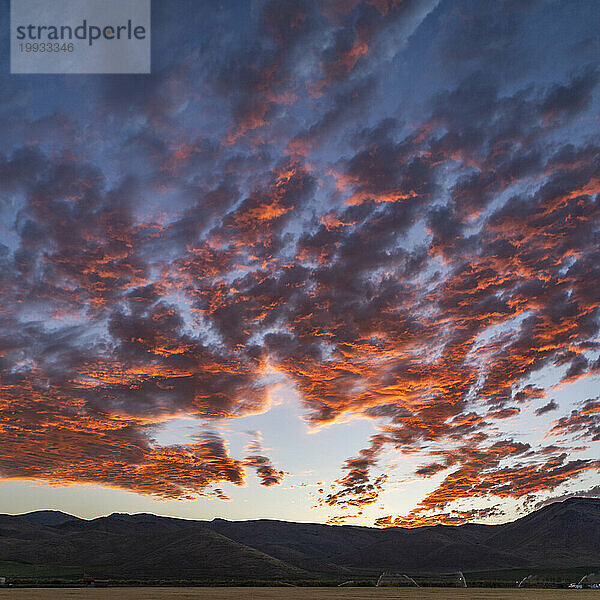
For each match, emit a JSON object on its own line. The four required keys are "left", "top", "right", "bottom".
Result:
{"left": 0, "top": 497, "right": 597, "bottom": 582}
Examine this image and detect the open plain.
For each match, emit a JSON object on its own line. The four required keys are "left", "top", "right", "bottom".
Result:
{"left": 0, "top": 589, "right": 599, "bottom": 600}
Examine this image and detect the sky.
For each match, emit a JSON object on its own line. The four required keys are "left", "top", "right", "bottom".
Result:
{"left": 0, "top": 0, "right": 599, "bottom": 528}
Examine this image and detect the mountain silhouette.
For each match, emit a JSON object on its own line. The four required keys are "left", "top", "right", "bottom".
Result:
{"left": 0, "top": 497, "right": 597, "bottom": 582}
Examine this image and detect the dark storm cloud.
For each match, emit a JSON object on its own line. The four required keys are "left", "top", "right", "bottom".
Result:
{"left": 540, "top": 69, "right": 598, "bottom": 122}
{"left": 218, "top": 0, "right": 321, "bottom": 144}
{"left": 535, "top": 400, "right": 558, "bottom": 417}
{"left": 243, "top": 434, "right": 285, "bottom": 487}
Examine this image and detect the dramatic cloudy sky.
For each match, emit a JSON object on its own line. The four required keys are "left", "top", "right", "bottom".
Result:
{"left": 1, "top": 0, "right": 599, "bottom": 527}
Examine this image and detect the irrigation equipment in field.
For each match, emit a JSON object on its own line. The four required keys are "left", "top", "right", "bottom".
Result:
{"left": 518, "top": 574, "right": 534, "bottom": 588}
{"left": 375, "top": 571, "right": 469, "bottom": 587}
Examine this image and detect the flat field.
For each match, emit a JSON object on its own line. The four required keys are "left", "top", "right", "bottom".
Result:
{"left": 0, "top": 588, "right": 598, "bottom": 600}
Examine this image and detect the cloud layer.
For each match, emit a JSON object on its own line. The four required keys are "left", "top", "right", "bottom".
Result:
{"left": 0, "top": 0, "right": 599, "bottom": 524}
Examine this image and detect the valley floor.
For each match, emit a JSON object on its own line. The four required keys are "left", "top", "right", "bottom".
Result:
{"left": 0, "top": 588, "right": 598, "bottom": 599}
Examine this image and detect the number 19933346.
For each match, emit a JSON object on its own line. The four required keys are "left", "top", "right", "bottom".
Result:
{"left": 19, "top": 42, "right": 74, "bottom": 52}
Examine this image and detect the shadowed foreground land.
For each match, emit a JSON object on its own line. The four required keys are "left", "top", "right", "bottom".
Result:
{"left": 0, "top": 589, "right": 599, "bottom": 600}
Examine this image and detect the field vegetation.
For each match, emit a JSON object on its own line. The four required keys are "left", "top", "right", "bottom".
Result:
{"left": 1, "top": 587, "right": 600, "bottom": 599}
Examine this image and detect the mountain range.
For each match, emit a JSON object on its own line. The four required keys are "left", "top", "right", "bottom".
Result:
{"left": 0, "top": 497, "right": 598, "bottom": 583}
